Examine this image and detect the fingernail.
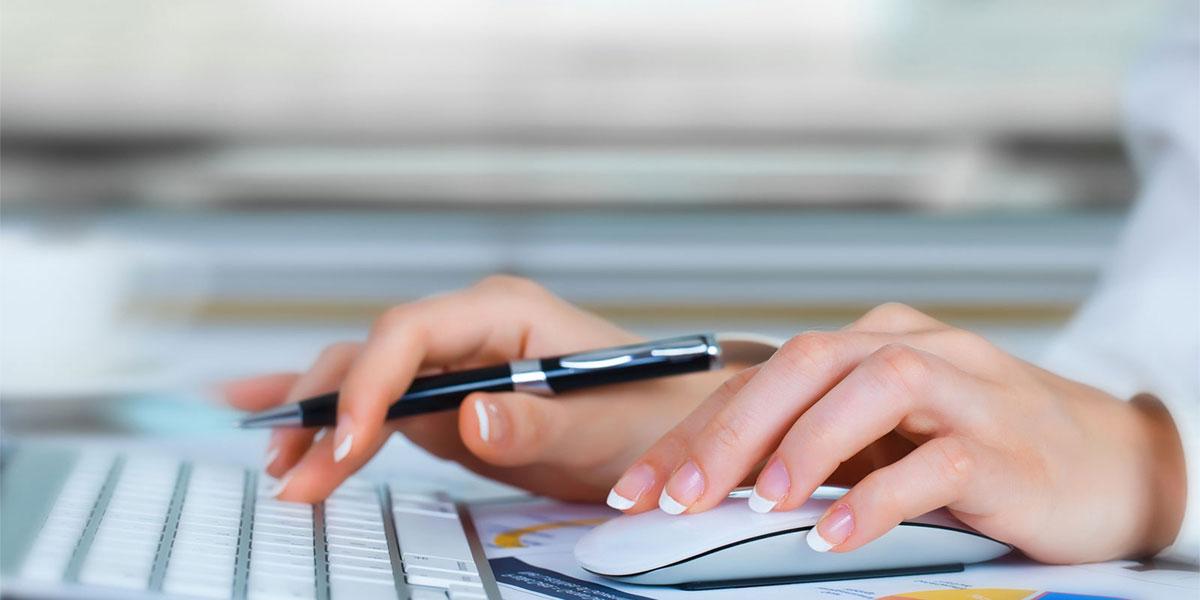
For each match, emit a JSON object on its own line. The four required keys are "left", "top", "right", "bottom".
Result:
{"left": 264, "top": 445, "right": 280, "bottom": 468}
{"left": 333, "top": 417, "right": 355, "bottom": 463}
{"left": 660, "top": 460, "right": 704, "bottom": 515}
{"left": 607, "top": 463, "right": 655, "bottom": 510}
{"left": 808, "top": 503, "right": 853, "bottom": 552}
{"left": 473, "top": 397, "right": 506, "bottom": 444}
{"left": 269, "top": 471, "right": 294, "bottom": 497}
{"left": 313, "top": 428, "right": 328, "bottom": 443}
{"left": 749, "top": 457, "right": 789, "bottom": 513}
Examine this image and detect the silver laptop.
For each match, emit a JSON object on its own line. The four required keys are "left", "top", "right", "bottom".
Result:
{"left": 0, "top": 444, "right": 502, "bottom": 599}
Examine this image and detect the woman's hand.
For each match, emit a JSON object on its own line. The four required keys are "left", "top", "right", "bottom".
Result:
{"left": 609, "top": 303, "right": 1187, "bottom": 564}
{"left": 223, "top": 275, "right": 736, "bottom": 504}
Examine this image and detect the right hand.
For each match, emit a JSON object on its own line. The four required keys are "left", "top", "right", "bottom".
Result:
{"left": 223, "top": 275, "right": 739, "bottom": 503}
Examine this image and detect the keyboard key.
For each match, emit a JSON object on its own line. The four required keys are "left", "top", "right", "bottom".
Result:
{"left": 78, "top": 561, "right": 151, "bottom": 589}
{"left": 252, "top": 551, "right": 316, "bottom": 570}
{"left": 329, "top": 573, "right": 398, "bottom": 599}
{"left": 177, "top": 530, "right": 245, "bottom": 547}
{"left": 409, "top": 586, "right": 450, "bottom": 600}
{"left": 330, "top": 562, "right": 395, "bottom": 582}
{"left": 326, "top": 525, "right": 386, "bottom": 544}
{"left": 325, "top": 543, "right": 391, "bottom": 562}
{"left": 391, "top": 511, "right": 473, "bottom": 562}
{"left": 328, "top": 553, "right": 393, "bottom": 573}
{"left": 254, "top": 523, "right": 314, "bottom": 539}
{"left": 254, "top": 512, "right": 314, "bottom": 528}
{"left": 391, "top": 498, "right": 457, "bottom": 517}
{"left": 252, "top": 540, "right": 316, "bottom": 558}
{"left": 253, "top": 531, "right": 315, "bottom": 547}
{"left": 251, "top": 559, "right": 315, "bottom": 579}
{"left": 163, "top": 569, "right": 234, "bottom": 588}
{"left": 247, "top": 573, "right": 316, "bottom": 600}
{"left": 325, "top": 513, "right": 386, "bottom": 530}
{"left": 404, "top": 566, "right": 481, "bottom": 589}
{"left": 327, "top": 534, "right": 389, "bottom": 553}
{"left": 401, "top": 554, "right": 478, "bottom": 574}
{"left": 163, "top": 575, "right": 233, "bottom": 599}
{"left": 326, "top": 505, "right": 381, "bottom": 521}
{"left": 449, "top": 582, "right": 487, "bottom": 595}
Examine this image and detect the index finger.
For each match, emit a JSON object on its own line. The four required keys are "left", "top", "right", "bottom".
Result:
{"left": 651, "top": 331, "right": 898, "bottom": 515}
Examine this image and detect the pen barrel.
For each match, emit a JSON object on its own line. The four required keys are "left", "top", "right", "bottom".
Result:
{"left": 384, "top": 364, "right": 514, "bottom": 420}
{"left": 540, "top": 348, "right": 717, "bottom": 394}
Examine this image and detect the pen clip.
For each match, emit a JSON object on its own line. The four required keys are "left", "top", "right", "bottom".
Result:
{"left": 558, "top": 334, "right": 719, "bottom": 369}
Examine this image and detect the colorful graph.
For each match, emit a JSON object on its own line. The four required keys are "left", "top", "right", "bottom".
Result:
{"left": 880, "top": 590, "right": 1128, "bottom": 600}
{"left": 491, "top": 517, "right": 610, "bottom": 549}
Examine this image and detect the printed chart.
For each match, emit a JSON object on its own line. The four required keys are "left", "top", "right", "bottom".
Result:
{"left": 467, "top": 499, "right": 1196, "bottom": 600}
{"left": 881, "top": 590, "right": 1126, "bottom": 600}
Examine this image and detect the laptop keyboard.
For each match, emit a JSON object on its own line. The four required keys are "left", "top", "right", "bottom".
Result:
{"left": 18, "top": 453, "right": 493, "bottom": 599}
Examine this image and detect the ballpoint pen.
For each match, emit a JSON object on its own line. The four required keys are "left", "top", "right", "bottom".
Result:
{"left": 236, "top": 333, "right": 723, "bottom": 429}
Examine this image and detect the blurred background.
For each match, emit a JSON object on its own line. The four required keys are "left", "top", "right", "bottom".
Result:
{"left": 0, "top": 0, "right": 1173, "bottom": 433}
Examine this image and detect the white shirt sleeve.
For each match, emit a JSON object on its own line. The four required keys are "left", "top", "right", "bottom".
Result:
{"left": 1040, "top": 0, "right": 1199, "bottom": 564}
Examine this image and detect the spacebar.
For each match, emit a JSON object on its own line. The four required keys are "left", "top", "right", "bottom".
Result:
{"left": 391, "top": 512, "right": 473, "bottom": 562}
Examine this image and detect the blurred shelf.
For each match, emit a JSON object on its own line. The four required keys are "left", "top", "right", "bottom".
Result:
{"left": 18, "top": 207, "right": 1123, "bottom": 313}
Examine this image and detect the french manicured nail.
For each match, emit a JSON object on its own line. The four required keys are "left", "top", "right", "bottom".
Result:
{"left": 749, "top": 457, "right": 789, "bottom": 513}
{"left": 269, "top": 471, "right": 294, "bottom": 497}
{"left": 660, "top": 460, "right": 704, "bottom": 515}
{"left": 808, "top": 503, "right": 853, "bottom": 552}
{"left": 607, "top": 463, "right": 656, "bottom": 510}
{"left": 474, "top": 397, "right": 506, "bottom": 444}
{"left": 264, "top": 444, "right": 280, "bottom": 468}
{"left": 333, "top": 417, "right": 355, "bottom": 463}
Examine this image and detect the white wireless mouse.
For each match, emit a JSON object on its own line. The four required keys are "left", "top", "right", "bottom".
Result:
{"left": 574, "top": 487, "right": 1011, "bottom": 589}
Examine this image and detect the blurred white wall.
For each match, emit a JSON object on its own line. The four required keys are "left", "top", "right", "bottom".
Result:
{"left": 0, "top": 0, "right": 1171, "bottom": 406}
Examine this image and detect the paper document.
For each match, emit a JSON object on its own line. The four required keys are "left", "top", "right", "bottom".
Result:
{"left": 469, "top": 498, "right": 1198, "bottom": 600}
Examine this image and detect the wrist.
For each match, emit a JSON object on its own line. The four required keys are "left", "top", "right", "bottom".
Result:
{"left": 1129, "top": 393, "right": 1188, "bottom": 557}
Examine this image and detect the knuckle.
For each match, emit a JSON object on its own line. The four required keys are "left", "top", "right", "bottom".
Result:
{"left": 874, "top": 344, "right": 932, "bottom": 397}
{"left": 713, "top": 367, "right": 754, "bottom": 399}
{"left": 937, "top": 327, "right": 990, "bottom": 351}
{"left": 869, "top": 302, "right": 918, "bottom": 320}
{"left": 798, "top": 411, "right": 839, "bottom": 453}
{"left": 371, "top": 305, "right": 410, "bottom": 337}
{"left": 317, "top": 341, "right": 358, "bottom": 362}
{"left": 926, "top": 438, "right": 973, "bottom": 489}
{"left": 856, "top": 302, "right": 922, "bottom": 329}
{"left": 706, "top": 413, "right": 749, "bottom": 454}
{"left": 657, "top": 430, "right": 690, "bottom": 457}
{"left": 776, "top": 332, "right": 839, "bottom": 376}
{"left": 871, "top": 473, "right": 903, "bottom": 512}
{"left": 476, "top": 274, "right": 544, "bottom": 296}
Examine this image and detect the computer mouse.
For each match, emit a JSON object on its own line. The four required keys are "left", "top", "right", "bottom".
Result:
{"left": 574, "top": 487, "right": 1011, "bottom": 589}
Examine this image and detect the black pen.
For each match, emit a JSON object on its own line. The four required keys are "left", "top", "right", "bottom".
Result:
{"left": 236, "top": 334, "right": 723, "bottom": 429}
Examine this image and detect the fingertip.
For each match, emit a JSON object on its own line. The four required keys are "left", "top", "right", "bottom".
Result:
{"left": 810, "top": 503, "right": 855, "bottom": 552}
{"left": 459, "top": 393, "right": 517, "bottom": 466}
{"left": 605, "top": 489, "right": 636, "bottom": 511}
{"left": 608, "top": 463, "right": 659, "bottom": 513}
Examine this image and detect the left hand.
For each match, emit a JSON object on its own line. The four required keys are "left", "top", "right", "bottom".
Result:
{"left": 608, "top": 303, "right": 1187, "bottom": 563}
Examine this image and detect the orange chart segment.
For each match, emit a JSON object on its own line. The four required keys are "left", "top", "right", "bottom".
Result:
{"left": 492, "top": 518, "right": 610, "bottom": 549}
{"left": 880, "top": 591, "right": 1131, "bottom": 600}
{"left": 880, "top": 591, "right": 1037, "bottom": 600}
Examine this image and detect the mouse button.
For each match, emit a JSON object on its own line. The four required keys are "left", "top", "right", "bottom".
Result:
{"left": 575, "top": 501, "right": 806, "bottom": 576}
{"left": 889, "top": 522, "right": 1012, "bottom": 564}
{"left": 789, "top": 495, "right": 836, "bottom": 519}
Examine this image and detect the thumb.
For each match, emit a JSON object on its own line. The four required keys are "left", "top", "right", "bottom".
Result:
{"left": 458, "top": 391, "right": 591, "bottom": 468}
